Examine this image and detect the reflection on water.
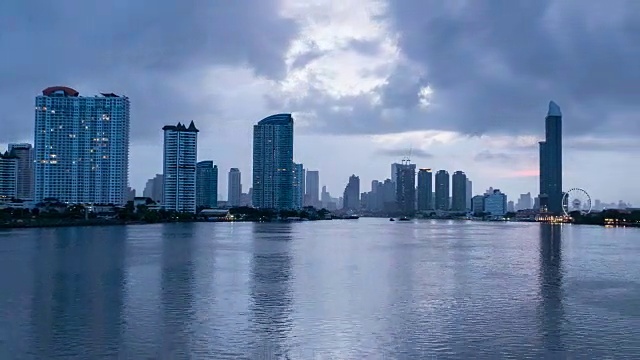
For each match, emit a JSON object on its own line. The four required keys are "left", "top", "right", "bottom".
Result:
{"left": 1, "top": 220, "right": 640, "bottom": 358}
{"left": 160, "top": 224, "right": 196, "bottom": 358}
{"left": 29, "top": 227, "right": 126, "bottom": 358}
{"left": 538, "top": 224, "right": 565, "bottom": 355}
{"left": 248, "top": 223, "right": 294, "bottom": 359}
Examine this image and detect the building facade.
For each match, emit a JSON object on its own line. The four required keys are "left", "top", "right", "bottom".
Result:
{"left": 435, "top": 170, "right": 450, "bottom": 211}
{"left": 484, "top": 189, "right": 507, "bottom": 216}
{"left": 417, "top": 168, "right": 433, "bottom": 211}
{"left": 0, "top": 151, "right": 18, "bottom": 202}
{"left": 196, "top": 161, "right": 218, "bottom": 209}
{"left": 8, "top": 143, "right": 34, "bottom": 200}
{"left": 395, "top": 163, "right": 416, "bottom": 214}
{"left": 142, "top": 174, "right": 164, "bottom": 203}
{"left": 252, "top": 114, "right": 294, "bottom": 210}
{"left": 451, "top": 171, "right": 467, "bottom": 212}
{"left": 343, "top": 174, "right": 360, "bottom": 210}
{"left": 292, "top": 163, "right": 305, "bottom": 209}
{"left": 162, "top": 121, "right": 198, "bottom": 213}
{"left": 304, "top": 170, "right": 319, "bottom": 207}
{"left": 228, "top": 168, "right": 242, "bottom": 207}
{"left": 539, "top": 101, "right": 563, "bottom": 214}
{"left": 471, "top": 195, "right": 485, "bottom": 215}
{"left": 34, "top": 86, "right": 130, "bottom": 204}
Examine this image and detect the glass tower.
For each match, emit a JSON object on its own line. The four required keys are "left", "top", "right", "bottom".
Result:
{"left": 539, "top": 101, "right": 563, "bottom": 214}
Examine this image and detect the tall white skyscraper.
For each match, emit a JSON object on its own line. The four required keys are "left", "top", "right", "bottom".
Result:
{"left": 34, "top": 86, "right": 130, "bottom": 204}
{"left": 228, "top": 168, "right": 242, "bottom": 207}
{"left": 8, "top": 143, "right": 34, "bottom": 200}
{"left": 162, "top": 121, "right": 198, "bottom": 213}
{"left": 252, "top": 114, "right": 294, "bottom": 209}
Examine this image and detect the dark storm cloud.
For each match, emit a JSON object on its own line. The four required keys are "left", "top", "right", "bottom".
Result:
{"left": 285, "top": 0, "right": 640, "bottom": 138}
{"left": 376, "top": 148, "right": 433, "bottom": 159}
{"left": 0, "top": 0, "right": 297, "bottom": 143}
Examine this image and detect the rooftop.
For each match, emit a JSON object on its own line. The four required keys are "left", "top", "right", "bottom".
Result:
{"left": 547, "top": 101, "right": 562, "bottom": 117}
{"left": 162, "top": 120, "right": 199, "bottom": 132}
{"left": 257, "top": 113, "right": 293, "bottom": 125}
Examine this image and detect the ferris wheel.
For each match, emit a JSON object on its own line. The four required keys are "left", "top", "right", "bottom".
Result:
{"left": 562, "top": 188, "right": 592, "bottom": 216}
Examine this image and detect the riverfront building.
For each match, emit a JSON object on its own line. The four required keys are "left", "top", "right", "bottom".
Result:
{"left": 252, "top": 114, "right": 294, "bottom": 210}
{"left": 162, "top": 121, "right": 198, "bottom": 213}
{"left": 34, "top": 86, "right": 130, "bottom": 204}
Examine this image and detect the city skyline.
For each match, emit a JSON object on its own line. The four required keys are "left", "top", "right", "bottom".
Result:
{"left": 1, "top": 1, "right": 638, "bottom": 204}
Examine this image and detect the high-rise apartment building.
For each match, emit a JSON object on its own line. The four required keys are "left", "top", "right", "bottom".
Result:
{"left": 305, "top": 170, "right": 319, "bottom": 207}
{"left": 0, "top": 151, "right": 18, "bottom": 202}
{"left": 539, "top": 101, "right": 563, "bottom": 214}
{"left": 34, "top": 86, "right": 130, "bottom": 204}
{"left": 435, "top": 170, "right": 450, "bottom": 211}
{"left": 395, "top": 163, "right": 416, "bottom": 214}
{"left": 451, "top": 171, "right": 467, "bottom": 212}
{"left": 293, "top": 163, "right": 305, "bottom": 209}
{"left": 417, "top": 168, "right": 433, "bottom": 211}
{"left": 162, "top": 121, "right": 198, "bottom": 213}
{"left": 252, "top": 114, "right": 294, "bottom": 209}
{"left": 343, "top": 174, "right": 360, "bottom": 210}
{"left": 143, "top": 174, "right": 164, "bottom": 203}
{"left": 8, "top": 143, "right": 34, "bottom": 200}
{"left": 228, "top": 168, "right": 242, "bottom": 207}
{"left": 196, "top": 161, "right": 218, "bottom": 208}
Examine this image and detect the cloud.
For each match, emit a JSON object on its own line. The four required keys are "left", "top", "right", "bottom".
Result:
{"left": 376, "top": 148, "right": 434, "bottom": 159}
{"left": 474, "top": 151, "right": 516, "bottom": 163}
{"left": 272, "top": 0, "right": 640, "bottom": 138}
{"left": 0, "top": 0, "right": 298, "bottom": 143}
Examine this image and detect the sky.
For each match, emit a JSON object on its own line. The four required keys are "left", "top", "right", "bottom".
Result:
{"left": 1, "top": 0, "right": 639, "bottom": 204}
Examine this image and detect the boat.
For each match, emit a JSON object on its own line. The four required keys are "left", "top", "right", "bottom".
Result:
{"left": 344, "top": 215, "right": 360, "bottom": 220}
{"left": 389, "top": 218, "right": 395, "bottom": 221}
{"left": 398, "top": 216, "right": 411, "bottom": 221}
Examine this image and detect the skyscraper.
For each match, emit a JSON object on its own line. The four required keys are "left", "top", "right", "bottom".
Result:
{"left": 143, "top": 174, "right": 164, "bottom": 203}
{"left": 466, "top": 179, "right": 473, "bottom": 210}
{"left": 435, "top": 170, "right": 450, "bottom": 211}
{"left": 539, "top": 101, "right": 563, "bottom": 214}
{"left": 451, "top": 171, "right": 467, "bottom": 212}
{"left": 0, "top": 151, "right": 18, "bottom": 202}
{"left": 8, "top": 143, "right": 34, "bottom": 200}
{"left": 305, "top": 170, "right": 319, "bottom": 207}
{"left": 34, "top": 86, "right": 130, "bottom": 204}
{"left": 196, "top": 161, "right": 218, "bottom": 208}
{"left": 252, "top": 114, "right": 294, "bottom": 209}
{"left": 228, "top": 168, "right": 242, "bottom": 207}
{"left": 292, "top": 163, "right": 305, "bottom": 209}
{"left": 343, "top": 174, "right": 360, "bottom": 210}
{"left": 417, "top": 168, "right": 433, "bottom": 211}
{"left": 162, "top": 121, "right": 198, "bottom": 213}
{"left": 395, "top": 163, "right": 416, "bottom": 214}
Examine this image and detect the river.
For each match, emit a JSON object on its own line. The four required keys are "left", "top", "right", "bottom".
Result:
{"left": 1, "top": 219, "right": 639, "bottom": 358}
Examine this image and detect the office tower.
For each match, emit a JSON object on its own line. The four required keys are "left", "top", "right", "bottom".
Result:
{"left": 196, "top": 161, "right": 218, "bottom": 208}
{"left": 343, "top": 174, "right": 360, "bottom": 210}
{"left": 395, "top": 163, "right": 416, "bottom": 214}
{"left": 8, "top": 143, "right": 34, "bottom": 200}
{"left": 391, "top": 163, "right": 401, "bottom": 188}
{"left": 34, "top": 86, "right": 130, "bottom": 204}
{"left": 451, "top": 171, "right": 467, "bottom": 212}
{"left": 382, "top": 178, "right": 396, "bottom": 211}
{"left": 252, "top": 114, "right": 294, "bottom": 209}
{"left": 305, "top": 170, "right": 319, "bottom": 207}
{"left": 435, "top": 170, "right": 450, "bottom": 211}
{"left": 539, "top": 101, "right": 563, "bottom": 214}
{"left": 418, "top": 169, "right": 433, "bottom": 211}
{"left": 484, "top": 189, "right": 508, "bottom": 216}
{"left": 293, "top": 163, "right": 305, "bottom": 209}
{"left": 471, "top": 195, "right": 485, "bottom": 215}
{"left": 162, "top": 121, "right": 198, "bottom": 213}
{"left": 0, "top": 151, "right": 18, "bottom": 202}
{"left": 143, "top": 174, "right": 164, "bottom": 203}
{"left": 466, "top": 179, "right": 472, "bottom": 210}
{"left": 228, "top": 168, "right": 242, "bottom": 207}
{"left": 507, "top": 200, "right": 515, "bottom": 213}
{"left": 516, "top": 192, "right": 533, "bottom": 210}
